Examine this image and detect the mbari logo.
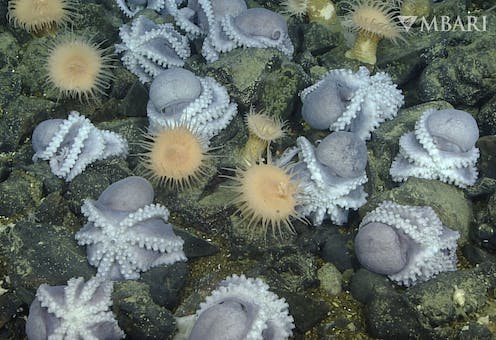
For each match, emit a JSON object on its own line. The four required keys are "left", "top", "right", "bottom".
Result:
{"left": 398, "top": 15, "right": 488, "bottom": 32}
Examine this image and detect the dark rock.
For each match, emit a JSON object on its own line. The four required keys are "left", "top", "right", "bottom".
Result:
{"left": 404, "top": 267, "right": 493, "bottom": 327}
{"left": 141, "top": 263, "right": 189, "bottom": 310}
{"left": 284, "top": 293, "right": 329, "bottom": 333}
{"left": 0, "top": 169, "right": 42, "bottom": 216}
{"left": 465, "top": 177, "right": 496, "bottom": 199}
{"left": 417, "top": 17, "right": 496, "bottom": 106}
{"left": 118, "top": 80, "right": 148, "bottom": 117}
{"left": 350, "top": 269, "right": 396, "bottom": 304}
{"left": 319, "top": 233, "right": 354, "bottom": 272}
{"left": 175, "top": 229, "right": 219, "bottom": 259}
{"left": 0, "top": 220, "right": 94, "bottom": 294}
{"left": 462, "top": 244, "right": 496, "bottom": 265}
{"left": 366, "top": 293, "right": 425, "bottom": 339}
{"left": 300, "top": 22, "right": 344, "bottom": 56}
{"left": 0, "top": 95, "right": 56, "bottom": 152}
{"left": 35, "top": 192, "right": 78, "bottom": 230}
{"left": 457, "top": 322, "right": 493, "bottom": 340}
{"left": 477, "top": 136, "right": 496, "bottom": 179}
{"left": 479, "top": 95, "right": 496, "bottom": 135}
{"left": 0, "top": 293, "right": 22, "bottom": 329}
{"left": 113, "top": 281, "right": 176, "bottom": 340}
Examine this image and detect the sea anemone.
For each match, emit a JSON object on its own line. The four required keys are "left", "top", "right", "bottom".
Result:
{"left": 139, "top": 124, "right": 212, "bottom": 188}
{"left": 7, "top": 0, "right": 75, "bottom": 34}
{"left": 45, "top": 34, "right": 114, "bottom": 102}
{"left": 342, "top": 0, "right": 403, "bottom": 64}
{"left": 229, "top": 155, "right": 300, "bottom": 238}
{"left": 281, "top": 0, "right": 337, "bottom": 26}
{"left": 243, "top": 108, "right": 285, "bottom": 163}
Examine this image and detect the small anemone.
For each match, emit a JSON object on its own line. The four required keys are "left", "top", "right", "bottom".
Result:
{"left": 280, "top": 0, "right": 309, "bottom": 19}
{"left": 243, "top": 108, "right": 286, "bottom": 163}
{"left": 342, "top": 0, "right": 404, "bottom": 64}
{"left": 8, "top": 0, "right": 76, "bottom": 34}
{"left": 227, "top": 154, "right": 303, "bottom": 239}
{"left": 45, "top": 33, "right": 115, "bottom": 102}
{"left": 138, "top": 123, "right": 212, "bottom": 189}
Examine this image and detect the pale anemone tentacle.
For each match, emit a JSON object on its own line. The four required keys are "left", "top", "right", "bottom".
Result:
{"left": 115, "top": 14, "right": 190, "bottom": 83}
{"left": 355, "top": 201, "right": 460, "bottom": 286}
{"left": 75, "top": 176, "right": 186, "bottom": 280}
{"left": 26, "top": 277, "right": 125, "bottom": 339}
{"left": 32, "top": 111, "right": 128, "bottom": 182}
{"left": 175, "top": 274, "right": 295, "bottom": 340}
{"left": 390, "top": 108, "right": 480, "bottom": 188}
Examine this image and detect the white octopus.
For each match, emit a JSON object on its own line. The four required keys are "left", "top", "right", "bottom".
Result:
{"left": 32, "top": 111, "right": 128, "bottom": 182}
{"left": 301, "top": 66, "right": 404, "bottom": 140}
{"left": 175, "top": 274, "right": 294, "bottom": 340}
{"left": 165, "top": 0, "right": 294, "bottom": 62}
{"left": 147, "top": 68, "right": 237, "bottom": 141}
{"left": 115, "top": 14, "right": 190, "bottom": 83}
{"left": 277, "top": 133, "right": 368, "bottom": 226}
{"left": 26, "top": 277, "right": 125, "bottom": 339}
{"left": 390, "top": 108, "right": 480, "bottom": 188}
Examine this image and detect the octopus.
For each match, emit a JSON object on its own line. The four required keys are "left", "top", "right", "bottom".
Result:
{"left": 390, "top": 108, "right": 480, "bottom": 188}
{"left": 165, "top": 0, "right": 294, "bottom": 62}
{"left": 115, "top": 14, "right": 190, "bottom": 83}
{"left": 277, "top": 131, "right": 368, "bottom": 226}
{"left": 354, "top": 201, "right": 460, "bottom": 286}
{"left": 175, "top": 274, "right": 295, "bottom": 339}
{"left": 32, "top": 111, "right": 128, "bottom": 182}
{"left": 301, "top": 66, "right": 404, "bottom": 140}
{"left": 147, "top": 68, "right": 237, "bottom": 140}
{"left": 75, "top": 176, "right": 187, "bottom": 280}
{"left": 115, "top": 0, "right": 183, "bottom": 17}
{"left": 26, "top": 276, "right": 125, "bottom": 339}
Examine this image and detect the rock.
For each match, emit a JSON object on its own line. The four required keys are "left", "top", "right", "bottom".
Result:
{"left": 404, "top": 265, "right": 494, "bottom": 327}
{"left": 477, "top": 136, "right": 496, "bottom": 179}
{"left": 258, "top": 61, "right": 306, "bottom": 120}
{"left": 317, "top": 263, "right": 342, "bottom": 295}
{"left": 350, "top": 269, "right": 396, "bottom": 304}
{"left": 0, "top": 95, "right": 56, "bottom": 152}
{"left": 284, "top": 293, "right": 329, "bottom": 333}
{"left": 366, "top": 293, "right": 425, "bottom": 339}
{"left": 458, "top": 322, "right": 493, "bottom": 340}
{"left": 113, "top": 281, "right": 177, "bottom": 339}
{"left": 0, "top": 220, "right": 93, "bottom": 293}
{"left": 0, "top": 170, "right": 42, "bottom": 216}
{"left": 141, "top": 263, "right": 189, "bottom": 310}
{"left": 319, "top": 233, "right": 354, "bottom": 272}
{"left": 175, "top": 229, "right": 219, "bottom": 259}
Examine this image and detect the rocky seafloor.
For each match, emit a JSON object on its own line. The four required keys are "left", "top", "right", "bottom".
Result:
{"left": 1, "top": 0, "right": 496, "bottom": 339}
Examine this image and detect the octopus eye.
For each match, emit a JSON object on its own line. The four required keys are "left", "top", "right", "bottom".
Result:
{"left": 272, "top": 30, "right": 281, "bottom": 40}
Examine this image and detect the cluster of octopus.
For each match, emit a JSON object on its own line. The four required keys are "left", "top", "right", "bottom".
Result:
{"left": 5, "top": 0, "right": 482, "bottom": 338}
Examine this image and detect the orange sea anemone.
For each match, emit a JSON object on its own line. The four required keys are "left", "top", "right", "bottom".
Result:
{"left": 139, "top": 125, "right": 212, "bottom": 188}
{"left": 7, "top": 0, "right": 75, "bottom": 34}
{"left": 343, "top": 0, "right": 403, "bottom": 64}
{"left": 45, "top": 34, "right": 114, "bottom": 102}
{"left": 243, "top": 108, "right": 285, "bottom": 163}
{"left": 229, "top": 156, "right": 301, "bottom": 238}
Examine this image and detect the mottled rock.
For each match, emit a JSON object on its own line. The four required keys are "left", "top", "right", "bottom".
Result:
{"left": 0, "top": 220, "right": 93, "bottom": 292}
{"left": 113, "top": 281, "right": 176, "bottom": 339}
{"left": 350, "top": 269, "right": 396, "bottom": 304}
{"left": 0, "top": 170, "right": 42, "bottom": 216}
{"left": 317, "top": 263, "right": 342, "bottom": 295}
